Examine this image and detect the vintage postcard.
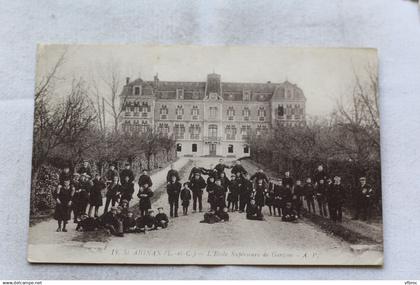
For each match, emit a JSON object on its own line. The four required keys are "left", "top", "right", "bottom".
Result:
{"left": 28, "top": 45, "right": 383, "bottom": 265}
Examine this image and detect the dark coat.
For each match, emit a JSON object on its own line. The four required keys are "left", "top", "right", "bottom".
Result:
{"left": 327, "top": 183, "right": 345, "bottom": 206}
{"left": 123, "top": 216, "right": 136, "bottom": 231}
{"left": 214, "top": 163, "right": 231, "bottom": 176}
{"left": 90, "top": 179, "right": 105, "bottom": 206}
{"left": 105, "top": 169, "right": 119, "bottom": 182}
{"left": 214, "top": 184, "right": 226, "bottom": 208}
{"left": 246, "top": 203, "right": 263, "bottom": 219}
{"left": 137, "top": 187, "right": 154, "bottom": 210}
{"left": 283, "top": 176, "right": 294, "bottom": 188}
{"left": 313, "top": 169, "right": 328, "bottom": 184}
{"left": 250, "top": 172, "right": 269, "bottom": 184}
{"left": 106, "top": 183, "right": 122, "bottom": 199}
{"left": 54, "top": 186, "right": 74, "bottom": 221}
{"left": 101, "top": 211, "right": 119, "bottom": 228}
{"left": 136, "top": 215, "right": 156, "bottom": 228}
{"left": 254, "top": 183, "right": 266, "bottom": 206}
{"left": 303, "top": 183, "right": 316, "bottom": 200}
{"left": 166, "top": 169, "right": 180, "bottom": 182}
{"left": 155, "top": 213, "right": 169, "bottom": 224}
{"left": 273, "top": 184, "right": 286, "bottom": 207}
{"left": 239, "top": 178, "right": 253, "bottom": 201}
{"left": 138, "top": 174, "right": 153, "bottom": 188}
{"left": 265, "top": 182, "right": 275, "bottom": 206}
{"left": 189, "top": 176, "right": 206, "bottom": 193}
{"left": 59, "top": 171, "right": 73, "bottom": 185}
{"left": 315, "top": 183, "right": 327, "bottom": 202}
{"left": 120, "top": 169, "right": 134, "bottom": 184}
{"left": 227, "top": 180, "right": 240, "bottom": 202}
{"left": 189, "top": 167, "right": 205, "bottom": 180}
{"left": 120, "top": 182, "right": 134, "bottom": 201}
{"left": 180, "top": 188, "right": 192, "bottom": 206}
{"left": 167, "top": 181, "right": 181, "bottom": 201}
{"left": 231, "top": 164, "right": 247, "bottom": 176}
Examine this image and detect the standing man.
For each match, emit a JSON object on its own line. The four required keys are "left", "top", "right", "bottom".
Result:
{"left": 166, "top": 163, "right": 180, "bottom": 183}
{"left": 214, "top": 178, "right": 226, "bottom": 210}
{"left": 239, "top": 173, "right": 253, "bottom": 213}
{"left": 303, "top": 178, "right": 316, "bottom": 214}
{"left": 190, "top": 172, "right": 206, "bottom": 213}
{"left": 105, "top": 164, "right": 119, "bottom": 184}
{"left": 315, "top": 179, "right": 328, "bottom": 217}
{"left": 327, "top": 176, "right": 345, "bottom": 222}
{"left": 283, "top": 171, "right": 294, "bottom": 189}
{"left": 104, "top": 176, "right": 122, "bottom": 213}
{"left": 119, "top": 163, "right": 134, "bottom": 186}
{"left": 214, "top": 158, "right": 232, "bottom": 178}
{"left": 59, "top": 165, "right": 73, "bottom": 186}
{"left": 353, "top": 177, "right": 375, "bottom": 221}
{"left": 189, "top": 161, "right": 204, "bottom": 180}
{"left": 167, "top": 175, "right": 181, "bottom": 217}
{"left": 250, "top": 169, "right": 269, "bottom": 187}
{"left": 313, "top": 164, "right": 328, "bottom": 186}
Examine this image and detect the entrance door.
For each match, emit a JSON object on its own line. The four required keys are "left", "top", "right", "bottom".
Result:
{"left": 209, "top": 143, "right": 216, "bottom": 156}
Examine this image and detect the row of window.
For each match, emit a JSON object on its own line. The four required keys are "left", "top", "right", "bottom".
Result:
{"left": 176, "top": 143, "right": 250, "bottom": 154}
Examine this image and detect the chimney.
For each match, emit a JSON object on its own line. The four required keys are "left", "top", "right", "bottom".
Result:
{"left": 267, "top": 81, "right": 271, "bottom": 84}
{"left": 126, "top": 77, "right": 130, "bottom": 85}
{"left": 154, "top": 73, "right": 159, "bottom": 87}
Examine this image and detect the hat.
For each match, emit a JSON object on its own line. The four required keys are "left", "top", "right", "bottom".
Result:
{"left": 359, "top": 177, "right": 366, "bottom": 181}
{"left": 121, "top": 199, "right": 129, "bottom": 204}
{"left": 157, "top": 207, "right": 163, "bottom": 210}
{"left": 73, "top": 172, "right": 81, "bottom": 177}
{"left": 148, "top": 209, "right": 154, "bottom": 213}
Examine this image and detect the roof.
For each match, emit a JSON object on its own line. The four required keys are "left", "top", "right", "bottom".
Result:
{"left": 120, "top": 74, "right": 305, "bottom": 101}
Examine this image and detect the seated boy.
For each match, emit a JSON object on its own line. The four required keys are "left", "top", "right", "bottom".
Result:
{"left": 282, "top": 202, "right": 298, "bottom": 222}
{"left": 216, "top": 207, "right": 230, "bottom": 222}
{"left": 200, "top": 210, "right": 222, "bottom": 224}
{"left": 101, "top": 207, "right": 124, "bottom": 237}
{"left": 155, "top": 207, "right": 169, "bottom": 229}
{"left": 136, "top": 209, "right": 157, "bottom": 233}
{"left": 76, "top": 214, "right": 100, "bottom": 232}
{"left": 123, "top": 211, "right": 137, "bottom": 233}
{"left": 246, "top": 199, "right": 264, "bottom": 221}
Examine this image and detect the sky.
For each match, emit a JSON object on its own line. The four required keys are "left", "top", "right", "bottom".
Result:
{"left": 36, "top": 44, "right": 377, "bottom": 116}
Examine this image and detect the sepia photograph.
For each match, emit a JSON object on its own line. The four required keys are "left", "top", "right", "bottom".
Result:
{"left": 27, "top": 45, "right": 383, "bottom": 265}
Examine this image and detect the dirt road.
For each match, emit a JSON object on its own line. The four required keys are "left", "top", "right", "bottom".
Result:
{"left": 28, "top": 157, "right": 383, "bottom": 265}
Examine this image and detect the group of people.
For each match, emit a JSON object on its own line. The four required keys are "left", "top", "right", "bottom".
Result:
{"left": 52, "top": 159, "right": 376, "bottom": 234}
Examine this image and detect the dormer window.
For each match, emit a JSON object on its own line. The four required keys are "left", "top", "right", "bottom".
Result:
{"left": 176, "top": 89, "right": 184, "bottom": 100}
{"left": 133, "top": 86, "right": 142, "bottom": 96}
{"left": 243, "top": 90, "right": 251, "bottom": 101}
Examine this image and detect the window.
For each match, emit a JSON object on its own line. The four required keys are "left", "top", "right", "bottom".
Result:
{"left": 243, "top": 90, "right": 251, "bottom": 101}
{"left": 243, "top": 145, "right": 249, "bottom": 154}
{"left": 225, "top": 125, "right": 237, "bottom": 140}
{"left": 160, "top": 105, "right": 168, "bottom": 120}
{"left": 189, "top": 124, "right": 201, "bottom": 140}
{"left": 256, "top": 125, "right": 268, "bottom": 136}
{"left": 191, "top": 105, "right": 199, "bottom": 120}
{"left": 192, "top": 144, "right": 197, "bottom": 153}
{"left": 258, "top": 107, "right": 266, "bottom": 121}
{"left": 174, "top": 124, "right": 185, "bottom": 139}
{"left": 228, "top": 144, "right": 234, "bottom": 153}
{"left": 209, "top": 106, "right": 218, "bottom": 118}
{"left": 176, "top": 89, "right": 184, "bottom": 99}
{"left": 286, "top": 104, "right": 292, "bottom": 120}
{"left": 176, "top": 105, "right": 184, "bottom": 120}
{"left": 134, "top": 86, "right": 141, "bottom": 95}
{"left": 140, "top": 121, "right": 149, "bottom": 133}
{"left": 208, "top": 124, "right": 218, "bottom": 138}
{"left": 158, "top": 123, "right": 169, "bottom": 135}
{"left": 227, "top": 106, "right": 235, "bottom": 120}
{"left": 241, "top": 125, "right": 251, "bottom": 139}
{"left": 277, "top": 105, "right": 284, "bottom": 118}
{"left": 242, "top": 107, "right": 250, "bottom": 121}
{"left": 176, "top": 143, "right": 182, "bottom": 152}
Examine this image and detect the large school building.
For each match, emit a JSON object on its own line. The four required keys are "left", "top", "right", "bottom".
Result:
{"left": 119, "top": 73, "right": 306, "bottom": 158}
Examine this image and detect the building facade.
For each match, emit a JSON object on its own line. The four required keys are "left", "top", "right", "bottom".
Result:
{"left": 119, "top": 73, "right": 306, "bottom": 158}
